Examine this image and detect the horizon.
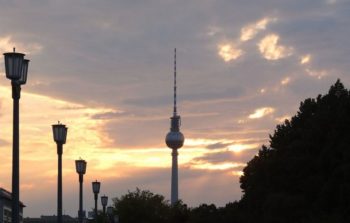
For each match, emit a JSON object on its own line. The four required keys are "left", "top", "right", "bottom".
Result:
{"left": 0, "top": 0, "right": 349, "bottom": 218}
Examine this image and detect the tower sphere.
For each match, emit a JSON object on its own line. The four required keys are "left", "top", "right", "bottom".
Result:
{"left": 166, "top": 131, "right": 184, "bottom": 149}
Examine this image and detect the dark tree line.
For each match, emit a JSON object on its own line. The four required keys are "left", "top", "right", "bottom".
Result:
{"left": 103, "top": 188, "right": 239, "bottom": 223}
{"left": 239, "top": 80, "right": 350, "bottom": 222}
{"left": 104, "top": 80, "right": 350, "bottom": 223}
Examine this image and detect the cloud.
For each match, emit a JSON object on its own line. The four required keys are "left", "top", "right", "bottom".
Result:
{"left": 216, "top": 16, "right": 277, "bottom": 63}
{"left": 248, "top": 107, "right": 275, "bottom": 119}
{"left": 193, "top": 150, "right": 258, "bottom": 165}
{"left": 258, "top": 34, "right": 293, "bottom": 60}
{"left": 0, "top": 36, "right": 43, "bottom": 55}
{"left": 227, "top": 143, "right": 259, "bottom": 153}
{"left": 300, "top": 54, "right": 311, "bottom": 65}
{"left": 305, "top": 68, "right": 327, "bottom": 79}
{"left": 218, "top": 43, "right": 243, "bottom": 62}
{"left": 91, "top": 111, "right": 128, "bottom": 120}
{"left": 0, "top": 36, "right": 12, "bottom": 52}
{"left": 281, "top": 77, "right": 291, "bottom": 85}
{"left": 207, "top": 26, "right": 222, "bottom": 37}
{"left": 206, "top": 142, "right": 231, "bottom": 150}
{"left": 240, "top": 17, "right": 276, "bottom": 42}
{"left": 275, "top": 115, "right": 291, "bottom": 123}
{"left": 193, "top": 162, "right": 245, "bottom": 171}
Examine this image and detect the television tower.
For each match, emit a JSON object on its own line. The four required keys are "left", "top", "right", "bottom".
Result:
{"left": 165, "top": 48, "right": 185, "bottom": 205}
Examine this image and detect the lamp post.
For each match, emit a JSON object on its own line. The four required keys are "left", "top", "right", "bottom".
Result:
{"left": 107, "top": 206, "right": 113, "bottom": 223}
{"left": 52, "top": 122, "right": 67, "bottom": 223}
{"left": 92, "top": 180, "right": 101, "bottom": 219}
{"left": 101, "top": 195, "right": 108, "bottom": 223}
{"left": 3, "top": 48, "right": 29, "bottom": 223}
{"left": 75, "top": 159, "right": 87, "bottom": 223}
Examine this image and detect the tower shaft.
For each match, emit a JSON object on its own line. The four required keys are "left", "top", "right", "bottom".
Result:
{"left": 171, "top": 149, "right": 179, "bottom": 205}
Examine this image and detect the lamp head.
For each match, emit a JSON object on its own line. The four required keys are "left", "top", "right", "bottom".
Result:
{"left": 101, "top": 195, "right": 108, "bottom": 207}
{"left": 75, "top": 159, "right": 87, "bottom": 175}
{"left": 92, "top": 180, "right": 101, "bottom": 194}
{"left": 107, "top": 206, "right": 113, "bottom": 215}
{"left": 52, "top": 122, "right": 68, "bottom": 144}
{"left": 3, "top": 48, "right": 25, "bottom": 81}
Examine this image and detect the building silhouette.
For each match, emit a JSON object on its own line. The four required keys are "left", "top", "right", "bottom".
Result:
{"left": 165, "top": 48, "right": 185, "bottom": 205}
{"left": 24, "top": 215, "right": 76, "bottom": 223}
{"left": 0, "top": 188, "right": 25, "bottom": 223}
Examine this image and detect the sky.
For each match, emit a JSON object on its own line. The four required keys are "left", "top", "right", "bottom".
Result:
{"left": 0, "top": 0, "right": 350, "bottom": 218}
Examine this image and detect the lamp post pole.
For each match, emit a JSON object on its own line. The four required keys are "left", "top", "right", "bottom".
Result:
{"left": 79, "top": 174, "right": 83, "bottom": 222}
{"left": 75, "top": 159, "right": 87, "bottom": 223}
{"left": 12, "top": 80, "right": 20, "bottom": 223}
{"left": 3, "top": 48, "right": 29, "bottom": 223}
{"left": 92, "top": 181, "right": 101, "bottom": 220}
{"left": 107, "top": 206, "right": 114, "bottom": 223}
{"left": 52, "top": 123, "right": 68, "bottom": 223}
{"left": 94, "top": 193, "right": 98, "bottom": 218}
{"left": 57, "top": 145, "right": 62, "bottom": 223}
{"left": 101, "top": 195, "right": 108, "bottom": 223}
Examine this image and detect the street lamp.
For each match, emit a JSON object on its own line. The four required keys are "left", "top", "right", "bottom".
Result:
{"left": 52, "top": 122, "right": 68, "bottom": 223}
{"left": 107, "top": 206, "right": 114, "bottom": 223}
{"left": 3, "top": 48, "right": 29, "bottom": 223}
{"left": 92, "top": 180, "right": 101, "bottom": 219}
{"left": 107, "top": 206, "right": 113, "bottom": 215}
{"left": 101, "top": 195, "right": 108, "bottom": 214}
{"left": 75, "top": 159, "right": 87, "bottom": 223}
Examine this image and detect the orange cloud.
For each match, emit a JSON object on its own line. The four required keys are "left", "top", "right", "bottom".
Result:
{"left": 281, "top": 77, "right": 291, "bottom": 85}
{"left": 258, "top": 34, "right": 293, "bottom": 60}
{"left": 228, "top": 143, "right": 259, "bottom": 153}
{"left": 300, "top": 54, "right": 311, "bottom": 64}
{"left": 191, "top": 162, "right": 245, "bottom": 171}
{"left": 305, "top": 68, "right": 327, "bottom": 79}
{"left": 275, "top": 115, "right": 291, "bottom": 123}
{"left": 240, "top": 17, "right": 276, "bottom": 42}
{"left": 218, "top": 43, "right": 243, "bottom": 62}
{"left": 248, "top": 107, "right": 275, "bottom": 119}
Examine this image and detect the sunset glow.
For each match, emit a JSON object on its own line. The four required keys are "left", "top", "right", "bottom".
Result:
{"left": 0, "top": 0, "right": 347, "bottom": 217}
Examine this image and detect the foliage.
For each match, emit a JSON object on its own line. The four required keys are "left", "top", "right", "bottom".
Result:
{"left": 240, "top": 80, "right": 350, "bottom": 222}
{"left": 112, "top": 188, "right": 169, "bottom": 223}
{"left": 168, "top": 200, "right": 190, "bottom": 223}
{"left": 188, "top": 204, "right": 218, "bottom": 223}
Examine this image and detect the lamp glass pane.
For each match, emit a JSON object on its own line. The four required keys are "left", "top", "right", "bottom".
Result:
{"left": 17, "top": 59, "right": 29, "bottom": 85}
{"left": 63, "top": 127, "right": 68, "bottom": 144}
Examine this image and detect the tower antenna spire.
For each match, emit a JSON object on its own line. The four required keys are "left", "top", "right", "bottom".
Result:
{"left": 173, "top": 48, "right": 177, "bottom": 116}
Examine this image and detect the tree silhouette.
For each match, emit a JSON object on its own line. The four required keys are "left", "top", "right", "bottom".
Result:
{"left": 112, "top": 188, "right": 169, "bottom": 223}
{"left": 239, "top": 80, "right": 350, "bottom": 222}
